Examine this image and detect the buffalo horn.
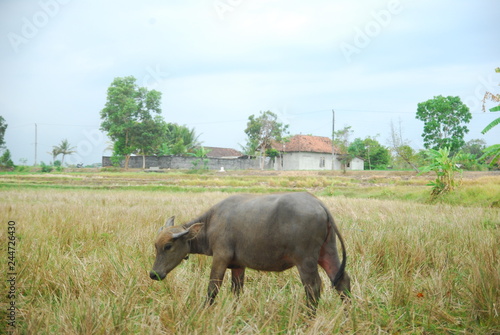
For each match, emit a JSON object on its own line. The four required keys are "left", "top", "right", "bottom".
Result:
{"left": 172, "top": 230, "right": 189, "bottom": 240}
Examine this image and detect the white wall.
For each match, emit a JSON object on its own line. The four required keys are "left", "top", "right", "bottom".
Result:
{"left": 350, "top": 157, "right": 364, "bottom": 170}
{"left": 277, "top": 152, "right": 364, "bottom": 171}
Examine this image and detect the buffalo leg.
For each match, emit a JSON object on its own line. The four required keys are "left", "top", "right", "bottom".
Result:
{"left": 297, "top": 261, "right": 322, "bottom": 312}
{"left": 206, "top": 261, "right": 227, "bottom": 305}
{"left": 231, "top": 267, "right": 245, "bottom": 296}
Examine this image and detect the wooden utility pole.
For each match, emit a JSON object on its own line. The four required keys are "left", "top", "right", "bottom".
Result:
{"left": 34, "top": 123, "right": 37, "bottom": 166}
{"left": 331, "top": 109, "right": 335, "bottom": 170}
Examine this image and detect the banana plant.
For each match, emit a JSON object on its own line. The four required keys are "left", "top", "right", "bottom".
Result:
{"left": 419, "top": 147, "right": 468, "bottom": 197}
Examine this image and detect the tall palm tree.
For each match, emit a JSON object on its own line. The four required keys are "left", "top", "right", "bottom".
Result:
{"left": 162, "top": 123, "right": 201, "bottom": 155}
{"left": 56, "top": 139, "right": 76, "bottom": 165}
{"left": 48, "top": 147, "right": 61, "bottom": 163}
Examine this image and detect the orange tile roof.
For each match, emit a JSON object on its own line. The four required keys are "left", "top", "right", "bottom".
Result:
{"left": 204, "top": 147, "right": 243, "bottom": 158}
{"left": 273, "top": 135, "right": 340, "bottom": 154}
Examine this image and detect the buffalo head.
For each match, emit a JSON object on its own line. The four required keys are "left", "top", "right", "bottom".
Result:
{"left": 149, "top": 216, "right": 203, "bottom": 280}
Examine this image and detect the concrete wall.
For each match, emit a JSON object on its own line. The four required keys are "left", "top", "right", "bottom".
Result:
{"left": 102, "top": 154, "right": 363, "bottom": 171}
{"left": 350, "top": 157, "right": 364, "bottom": 170}
{"left": 102, "top": 156, "right": 268, "bottom": 170}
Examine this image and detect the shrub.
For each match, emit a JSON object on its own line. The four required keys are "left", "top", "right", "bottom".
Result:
{"left": 191, "top": 158, "right": 209, "bottom": 170}
{"left": 0, "top": 149, "right": 15, "bottom": 168}
{"left": 14, "top": 165, "right": 30, "bottom": 172}
{"left": 40, "top": 162, "right": 53, "bottom": 173}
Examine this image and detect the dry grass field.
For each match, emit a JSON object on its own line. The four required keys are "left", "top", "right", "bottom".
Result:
{"left": 1, "top": 171, "right": 499, "bottom": 334}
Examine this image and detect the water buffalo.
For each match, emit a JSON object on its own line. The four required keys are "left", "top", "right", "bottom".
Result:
{"left": 150, "top": 192, "right": 350, "bottom": 311}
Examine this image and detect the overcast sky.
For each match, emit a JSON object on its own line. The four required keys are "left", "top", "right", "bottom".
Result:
{"left": 1, "top": 0, "right": 499, "bottom": 166}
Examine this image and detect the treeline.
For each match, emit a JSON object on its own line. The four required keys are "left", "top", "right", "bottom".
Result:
{"left": 100, "top": 70, "right": 498, "bottom": 171}
{"left": 1, "top": 68, "right": 498, "bottom": 172}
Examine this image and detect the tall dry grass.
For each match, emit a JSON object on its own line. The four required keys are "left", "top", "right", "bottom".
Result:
{"left": 1, "top": 188, "right": 499, "bottom": 334}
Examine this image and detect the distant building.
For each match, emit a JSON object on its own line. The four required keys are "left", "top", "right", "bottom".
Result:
{"left": 204, "top": 147, "right": 243, "bottom": 159}
{"left": 272, "top": 135, "right": 364, "bottom": 170}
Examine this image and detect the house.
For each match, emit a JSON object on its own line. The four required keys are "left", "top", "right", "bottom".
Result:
{"left": 204, "top": 147, "right": 244, "bottom": 159}
{"left": 272, "top": 135, "right": 364, "bottom": 171}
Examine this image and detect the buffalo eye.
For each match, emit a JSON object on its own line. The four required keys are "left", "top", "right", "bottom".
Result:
{"left": 163, "top": 244, "right": 173, "bottom": 251}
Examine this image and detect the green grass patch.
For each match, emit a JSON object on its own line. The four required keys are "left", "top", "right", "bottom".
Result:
{"left": 1, "top": 170, "right": 498, "bottom": 208}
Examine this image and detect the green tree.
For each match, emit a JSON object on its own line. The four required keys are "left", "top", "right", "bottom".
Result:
{"left": 132, "top": 116, "right": 167, "bottom": 169}
{"left": 455, "top": 152, "right": 479, "bottom": 171}
{"left": 333, "top": 126, "right": 354, "bottom": 173}
{"left": 54, "top": 139, "right": 76, "bottom": 166}
{"left": 349, "top": 136, "right": 390, "bottom": 170}
{"left": 414, "top": 149, "right": 431, "bottom": 167}
{"left": 0, "top": 116, "right": 13, "bottom": 168}
{"left": 159, "top": 123, "right": 201, "bottom": 156}
{"left": 0, "top": 116, "right": 7, "bottom": 149}
{"left": 391, "top": 145, "right": 419, "bottom": 170}
{"left": 416, "top": 95, "right": 472, "bottom": 154}
{"left": 244, "top": 111, "right": 289, "bottom": 169}
{"left": 0, "top": 149, "right": 14, "bottom": 168}
{"left": 100, "top": 76, "right": 163, "bottom": 169}
{"left": 48, "top": 147, "right": 60, "bottom": 163}
{"left": 462, "top": 139, "right": 487, "bottom": 160}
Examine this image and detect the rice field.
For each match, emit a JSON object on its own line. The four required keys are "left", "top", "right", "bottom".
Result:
{"left": 1, "top": 171, "right": 499, "bottom": 334}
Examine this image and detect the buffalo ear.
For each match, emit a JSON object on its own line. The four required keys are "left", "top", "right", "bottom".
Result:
{"left": 159, "top": 216, "right": 175, "bottom": 232}
{"left": 186, "top": 223, "right": 204, "bottom": 240}
{"left": 165, "top": 216, "right": 175, "bottom": 227}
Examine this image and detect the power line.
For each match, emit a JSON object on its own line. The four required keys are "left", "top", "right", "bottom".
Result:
{"left": 9, "top": 107, "right": 493, "bottom": 132}
{"left": 34, "top": 123, "right": 37, "bottom": 166}
{"left": 36, "top": 123, "right": 100, "bottom": 127}
{"left": 293, "top": 108, "right": 491, "bottom": 115}
{"left": 10, "top": 123, "right": 100, "bottom": 129}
